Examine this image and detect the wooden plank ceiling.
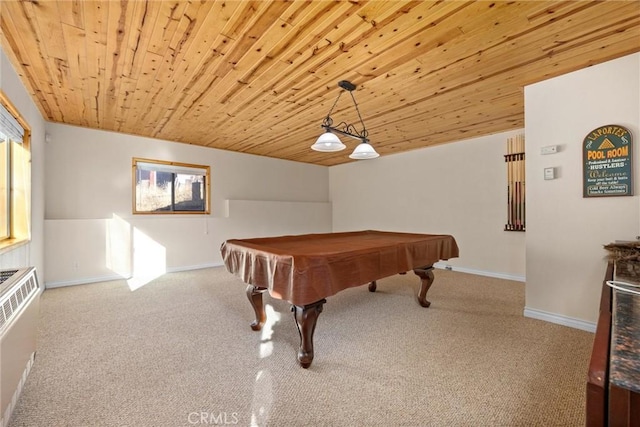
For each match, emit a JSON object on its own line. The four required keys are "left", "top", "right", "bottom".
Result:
{"left": 1, "top": 1, "right": 639, "bottom": 166}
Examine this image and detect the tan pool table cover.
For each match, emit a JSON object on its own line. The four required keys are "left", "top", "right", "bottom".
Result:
{"left": 220, "top": 230, "right": 459, "bottom": 306}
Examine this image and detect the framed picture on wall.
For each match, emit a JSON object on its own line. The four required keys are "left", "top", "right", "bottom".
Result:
{"left": 582, "top": 125, "right": 633, "bottom": 198}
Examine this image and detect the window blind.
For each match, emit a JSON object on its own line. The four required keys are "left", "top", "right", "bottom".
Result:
{"left": 135, "top": 161, "right": 206, "bottom": 176}
{"left": 0, "top": 103, "right": 24, "bottom": 144}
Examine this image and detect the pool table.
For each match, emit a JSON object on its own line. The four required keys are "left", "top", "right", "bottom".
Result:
{"left": 220, "top": 230, "right": 459, "bottom": 368}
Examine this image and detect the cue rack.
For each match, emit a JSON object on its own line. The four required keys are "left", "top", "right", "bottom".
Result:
{"left": 505, "top": 134, "right": 525, "bottom": 231}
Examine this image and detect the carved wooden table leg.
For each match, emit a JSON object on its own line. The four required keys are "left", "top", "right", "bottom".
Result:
{"left": 291, "top": 299, "right": 326, "bottom": 368}
{"left": 413, "top": 266, "right": 435, "bottom": 307}
{"left": 246, "top": 285, "right": 267, "bottom": 331}
{"left": 369, "top": 272, "right": 405, "bottom": 293}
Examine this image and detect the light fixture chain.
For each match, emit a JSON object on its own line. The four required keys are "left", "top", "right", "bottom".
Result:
{"left": 350, "top": 91, "right": 368, "bottom": 138}
{"left": 325, "top": 91, "right": 344, "bottom": 120}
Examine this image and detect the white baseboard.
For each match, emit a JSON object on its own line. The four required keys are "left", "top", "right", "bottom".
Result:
{"left": 45, "top": 274, "right": 125, "bottom": 289}
{"left": 42, "top": 263, "right": 594, "bottom": 333}
{"left": 166, "top": 262, "right": 223, "bottom": 274}
{"left": 47, "top": 263, "right": 515, "bottom": 288}
{"left": 431, "top": 264, "right": 594, "bottom": 332}
{"left": 523, "top": 307, "right": 596, "bottom": 333}
{"left": 44, "top": 262, "right": 224, "bottom": 289}
{"left": 433, "top": 262, "right": 525, "bottom": 282}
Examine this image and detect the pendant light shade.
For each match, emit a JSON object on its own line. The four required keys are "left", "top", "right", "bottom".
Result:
{"left": 311, "top": 131, "right": 346, "bottom": 152}
{"left": 349, "top": 142, "right": 379, "bottom": 159}
{"left": 313, "top": 80, "right": 379, "bottom": 160}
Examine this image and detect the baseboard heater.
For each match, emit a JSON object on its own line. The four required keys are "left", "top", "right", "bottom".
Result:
{"left": 0, "top": 267, "right": 40, "bottom": 427}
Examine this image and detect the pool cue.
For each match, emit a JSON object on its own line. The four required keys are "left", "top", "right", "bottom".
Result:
{"left": 512, "top": 137, "right": 517, "bottom": 230}
{"left": 512, "top": 136, "right": 516, "bottom": 229}
{"left": 515, "top": 135, "right": 521, "bottom": 229}
{"left": 515, "top": 140, "right": 520, "bottom": 229}
{"left": 521, "top": 135, "right": 525, "bottom": 230}
{"left": 507, "top": 137, "right": 514, "bottom": 230}
{"left": 504, "top": 138, "right": 511, "bottom": 230}
{"left": 516, "top": 134, "right": 524, "bottom": 230}
{"left": 512, "top": 137, "right": 517, "bottom": 229}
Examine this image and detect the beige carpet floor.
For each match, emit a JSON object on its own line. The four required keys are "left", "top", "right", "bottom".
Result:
{"left": 8, "top": 267, "right": 594, "bottom": 426}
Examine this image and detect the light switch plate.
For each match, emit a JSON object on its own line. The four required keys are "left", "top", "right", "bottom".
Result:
{"left": 544, "top": 167, "right": 556, "bottom": 180}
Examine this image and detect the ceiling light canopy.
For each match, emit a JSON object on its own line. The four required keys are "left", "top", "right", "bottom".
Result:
{"left": 311, "top": 80, "right": 379, "bottom": 160}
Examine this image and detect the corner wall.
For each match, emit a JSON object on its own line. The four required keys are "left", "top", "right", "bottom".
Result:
{"left": 524, "top": 53, "right": 640, "bottom": 328}
{"left": 43, "top": 123, "right": 331, "bottom": 287}
{"left": 329, "top": 130, "right": 526, "bottom": 280}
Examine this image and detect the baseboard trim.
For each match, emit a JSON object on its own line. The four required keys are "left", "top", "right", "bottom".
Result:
{"left": 44, "top": 263, "right": 224, "bottom": 289}
{"left": 433, "top": 262, "right": 525, "bottom": 282}
{"left": 166, "top": 262, "right": 223, "bottom": 274}
{"left": 45, "top": 274, "right": 125, "bottom": 289}
{"left": 524, "top": 307, "right": 596, "bottom": 333}
{"left": 44, "top": 263, "right": 595, "bottom": 333}
{"left": 431, "top": 265, "right": 595, "bottom": 332}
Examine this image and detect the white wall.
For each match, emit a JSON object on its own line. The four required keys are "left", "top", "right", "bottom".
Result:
{"left": 524, "top": 53, "right": 640, "bottom": 327}
{"left": 44, "top": 123, "right": 331, "bottom": 287}
{"left": 330, "top": 130, "right": 526, "bottom": 280}
{"left": 0, "top": 48, "right": 46, "bottom": 280}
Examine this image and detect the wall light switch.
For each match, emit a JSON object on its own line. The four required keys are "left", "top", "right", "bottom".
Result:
{"left": 544, "top": 167, "right": 556, "bottom": 180}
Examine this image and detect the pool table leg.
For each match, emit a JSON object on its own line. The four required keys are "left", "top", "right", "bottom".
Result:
{"left": 246, "top": 285, "right": 268, "bottom": 331}
{"left": 291, "top": 299, "right": 326, "bottom": 368}
{"left": 413, "top": 266, "right": 435, "bottom": 307}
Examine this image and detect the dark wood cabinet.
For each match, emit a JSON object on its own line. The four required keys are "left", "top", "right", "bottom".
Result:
{"left": 587, "top": 262, "right": 640, "bottom": 427}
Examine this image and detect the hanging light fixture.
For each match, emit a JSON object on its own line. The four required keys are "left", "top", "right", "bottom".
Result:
{"left": 311, "top": 80, "right": 379, "bottom": 159}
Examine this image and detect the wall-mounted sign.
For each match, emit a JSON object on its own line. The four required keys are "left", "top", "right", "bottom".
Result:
{"left": 583, "top": 125, "right": 633, "bottom": 197}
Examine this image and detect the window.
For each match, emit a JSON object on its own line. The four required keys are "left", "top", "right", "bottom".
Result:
{"left": 0, "top": 92, "right": 30, "bottom": 250}
{"left": 0, "top": 129, "right": 9, "bottom": 239}
{"left": 132, "top": 158, "right": 210, "bottom": 214}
